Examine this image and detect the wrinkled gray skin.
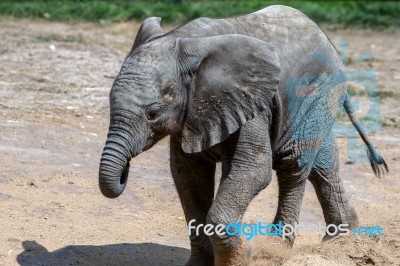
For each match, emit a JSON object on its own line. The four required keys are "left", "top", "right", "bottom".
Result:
{"left": 99, "top": 5, "right": 388, "bottom": 266}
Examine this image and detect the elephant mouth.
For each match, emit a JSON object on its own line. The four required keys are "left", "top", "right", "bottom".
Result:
{"left": 143, "top": 135, "right": 162, "bottom": 151}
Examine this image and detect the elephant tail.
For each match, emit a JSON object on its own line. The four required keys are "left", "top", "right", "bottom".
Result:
{"left": 343, "top": 95, "right": 388, "bottom": 177}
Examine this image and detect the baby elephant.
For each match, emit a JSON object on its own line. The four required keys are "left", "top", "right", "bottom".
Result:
{"left": 98, "top": 5, "right": 388, "bottom": 265}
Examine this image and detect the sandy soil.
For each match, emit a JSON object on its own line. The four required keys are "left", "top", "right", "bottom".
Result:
{"left": 0, "top": 18, "right": 399, "bottom": 265}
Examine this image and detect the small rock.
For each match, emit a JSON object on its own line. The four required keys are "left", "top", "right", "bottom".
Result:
{"left": 28, "top": 181, "right": 38, "bottom": 188}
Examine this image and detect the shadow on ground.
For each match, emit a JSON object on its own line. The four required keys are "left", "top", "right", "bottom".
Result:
{"left": 17, "top": 240, "right": 190, "bottom": 266}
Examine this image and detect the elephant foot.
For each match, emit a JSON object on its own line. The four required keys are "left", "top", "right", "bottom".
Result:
{"left": 271, "top": 220, "right": 296, "bottom": 247}
{"left": 186, "top": 254, "right": 214, "bottom": 266}
{"left": 322, "top": 234, "right": 337, "bottom": 242}
{"left": 214, "top": 241, "right": 252, "bottom": 266}
{"left": 280, "top": 235, "right": 295, "bottom": 248}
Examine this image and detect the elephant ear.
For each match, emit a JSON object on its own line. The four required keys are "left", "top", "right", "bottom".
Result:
{"left": 131, "top": 17, "right": 165, "bottom": 51}
{"left": 177, "top": 34, "right": 281, "bottom": 153}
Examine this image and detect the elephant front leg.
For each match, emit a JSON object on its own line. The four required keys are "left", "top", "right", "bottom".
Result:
{"left": 208, "top": 124, "right": 273, "bottom": 265}
{"left": 170, "top": 136, "right": 216, "bottom": 266}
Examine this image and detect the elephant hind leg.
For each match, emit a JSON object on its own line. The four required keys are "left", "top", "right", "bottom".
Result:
{"left": 308, "top": 143, "right": 359, "bottom": 240}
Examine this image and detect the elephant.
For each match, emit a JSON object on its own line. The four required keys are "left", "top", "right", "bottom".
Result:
{"left": 98, "top": 5, "right": 388, "bottom": 266}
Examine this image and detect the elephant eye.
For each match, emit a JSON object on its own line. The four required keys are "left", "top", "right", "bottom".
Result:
{"left": 145, "top": 104, "right": 164, "bottom": 121}
{"left": 146, "top": 110, "right": 158, "bottom": 121}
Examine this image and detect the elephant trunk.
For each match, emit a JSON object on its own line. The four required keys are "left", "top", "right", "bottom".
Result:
{"left": 99, "top": 115, "right": 146, "bottom": 198}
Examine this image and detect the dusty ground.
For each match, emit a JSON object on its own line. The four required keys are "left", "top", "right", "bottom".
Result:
{"left": 0, "top": 18, "right": 399, "bottom": 265}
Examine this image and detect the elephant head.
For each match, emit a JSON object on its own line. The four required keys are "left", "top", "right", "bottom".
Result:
{"left": 99, "top": 17, "right": 281, "bottom": 198}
